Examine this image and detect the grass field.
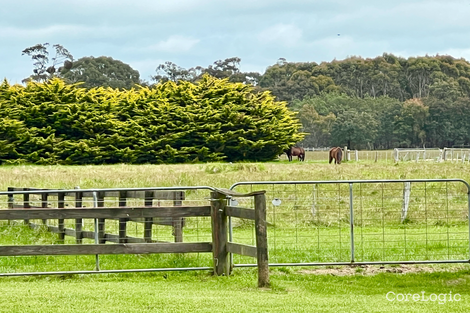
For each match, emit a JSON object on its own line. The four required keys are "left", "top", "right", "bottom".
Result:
{"left": 0, "top": 159, "right": 469, "bottom": 312}
{"left": 0, "top": 267, "right": 469, "bottom": 312}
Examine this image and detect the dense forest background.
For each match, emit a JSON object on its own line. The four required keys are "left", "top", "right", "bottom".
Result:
{"left": 17, "top": 45, "right": 470, "bottom": 150}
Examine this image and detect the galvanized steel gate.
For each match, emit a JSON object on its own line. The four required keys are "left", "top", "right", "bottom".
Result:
{"left": 229, "top": 179, "right": 470, "bottom": 267}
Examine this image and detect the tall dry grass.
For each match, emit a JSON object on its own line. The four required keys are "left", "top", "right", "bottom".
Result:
{"left": 0, "top": 161, "right": 469, "bottom": 191}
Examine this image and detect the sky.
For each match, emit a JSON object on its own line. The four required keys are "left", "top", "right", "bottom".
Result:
{"left": 2, "top": 0, "right": 470, "bottom": 84}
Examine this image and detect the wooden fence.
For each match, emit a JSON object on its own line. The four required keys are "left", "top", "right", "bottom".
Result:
{"left": 0, "top": 187, "right": 269, "bottom": 287}
{"left": 7, "top": 187, "right": 185, "bottom": 244}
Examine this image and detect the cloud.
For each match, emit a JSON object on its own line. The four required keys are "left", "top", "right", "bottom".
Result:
{"left": 3, "top": 0, "right": 470, "bottom": 84}
{"left": 313, "top": 35, "right": 355, "bottom": 52}
{"left": 149, "top": 36, "right": 200, "bottom": 53}
{"left": 0, "top": 24, "right": 139, "bottom": 42}
{"left": 258, "top": 24, "right": 303, "bottom": 46}
{"left": 0, "top": 25, "right": 90, "bottom": 39}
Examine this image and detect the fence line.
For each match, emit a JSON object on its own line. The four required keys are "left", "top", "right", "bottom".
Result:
{"left": 0, "top": 186, "right": 269, "bottom": 286}
{"left": 297, "top": 148, "right": 470, "bottom": 163}
{"left": 2, "top": 179, "right": 470, "bottom": 276}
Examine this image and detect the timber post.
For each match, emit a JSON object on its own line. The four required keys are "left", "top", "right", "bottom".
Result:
{"left": 118, "top": 191, "right": 128, "bottom": 243}
{"left": 97, "top": 191, "right": 106, "bottom": 244}
{"left": 41, "top": 192, "right": 48, "bottom": 225}
{"left": 144, "top": 191, "right": 154, "bottom": 243}
{"left": 75, "top": 190, "right": 83, "bottom": 244}
{"left": 173, "top": 191, "right": 184, "bottom": 242}
{"left": 254, "top": 193, "right": 270, "bottom": 288}
{"left": 210, "top": 191, "right": 229, "bottom": 276}
{"left": 23, "top": 188, "right": 31, "bottom": 226}
{"left": 57, "top": 191, "right": 65, "bottom": 244}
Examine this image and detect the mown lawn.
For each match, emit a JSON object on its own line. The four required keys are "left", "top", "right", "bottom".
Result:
{"left": 0, "top": 267, "right": 469, "bottom": 312}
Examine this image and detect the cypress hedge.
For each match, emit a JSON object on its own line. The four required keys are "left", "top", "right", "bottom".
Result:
{"left": 0, "top": 75, "right": 304, "bottom": 164}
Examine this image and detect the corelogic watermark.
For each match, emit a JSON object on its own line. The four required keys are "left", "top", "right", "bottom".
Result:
{"left": 386, "top": 291, "right": 461, "bottom": 304}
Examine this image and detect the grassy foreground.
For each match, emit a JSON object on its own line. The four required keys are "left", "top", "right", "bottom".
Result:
{"left": 0, "top": 268, "right": 469, "bottom": 313}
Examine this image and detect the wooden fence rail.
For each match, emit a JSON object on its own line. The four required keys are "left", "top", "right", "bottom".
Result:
{"left": 7, "top": 187, "right": 185, "bottom": 244}
{"left": 0, "top": 187, "right": 269, "bottom": 287}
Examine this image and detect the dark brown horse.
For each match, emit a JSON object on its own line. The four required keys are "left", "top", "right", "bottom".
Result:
{"left": 285, "top": 147, "right": 305, "bottom": 161}
{"left": 329, "top": 147, "right": 343, "bottom": 164}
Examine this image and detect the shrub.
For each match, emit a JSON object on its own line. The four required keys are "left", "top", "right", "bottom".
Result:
{"left": 0, "top": 76, "right": 304, "bottom": 164}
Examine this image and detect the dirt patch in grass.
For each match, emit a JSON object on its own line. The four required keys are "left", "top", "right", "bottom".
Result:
{"left": 298, "top": 264, "right": 468, "bottom": 276}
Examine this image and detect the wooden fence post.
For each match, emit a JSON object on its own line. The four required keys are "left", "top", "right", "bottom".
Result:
{"left": 254, "top": 193, "right": 269, "bottom": 288}
{"left": 173, "top": 191, "right": 184, "bottom": 243}
{"left": 75, "top": 190, "right": 83, "bottom": 244}
{"left": 97, "top": 192, "right": 105, "bottom": 244}
{"left": 57, "top": 192, "right": 65, "bottom": 244}
{"left": 211, "top": 191, "right": 229, "bottom": 276}
{"left": 144, "top": 191, "right": 153, "bottom": 243}
{"left": 23, "top": 188, "right": 31, "bottom": 226}
{"left": 119, "top": 191, "right": 128, "bottom": 243}
{"left": 401, "top": 182, "right": 411, "bottom": 223}
{"left": 41, "top": 192, "right": 48, "bottom": 225}
{"left": 7, "top": 187, "right": 14, "bottom": 209}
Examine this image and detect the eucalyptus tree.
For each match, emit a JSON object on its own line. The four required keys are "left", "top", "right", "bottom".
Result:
{"left": 21, "top": 43, "right": 73, "bottom": 83}
{"left": 61, "top": 56, "right": 140, "bottom": 89}
{"left": 330, "top": 109, "right": 378, "bottom": 150}
{"left": 393, "top": 99, "right": 429, "bottom": 147}
{"left": 152, "top": 57, "right": 262, "bottom": 86}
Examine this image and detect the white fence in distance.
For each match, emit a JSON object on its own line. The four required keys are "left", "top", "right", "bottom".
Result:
{"left": 298, "top": 148, "right": 470, "bottom": 163}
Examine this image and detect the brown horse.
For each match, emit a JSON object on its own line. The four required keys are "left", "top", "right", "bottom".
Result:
{"left": 285, "top": 147, "right": 305, "bottom": 161}
{"left": 329, "top": 147, "right": 343, "bottom": 164}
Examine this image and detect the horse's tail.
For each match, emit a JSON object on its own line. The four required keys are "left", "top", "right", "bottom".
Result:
{"left": 337, "top": 148, "right": 343, "bottom": 164}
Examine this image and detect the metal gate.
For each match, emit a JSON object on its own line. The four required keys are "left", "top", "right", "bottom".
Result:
{"left": 229, "top": 179, "right": 470, "bottom": 267}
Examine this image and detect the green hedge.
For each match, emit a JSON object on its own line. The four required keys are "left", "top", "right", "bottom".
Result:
{"left": 0, "top": 76, "right": 304, "bottom": 164}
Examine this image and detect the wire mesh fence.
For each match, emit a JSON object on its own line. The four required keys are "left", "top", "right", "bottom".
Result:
{"left": 229, "top": 179, "right": 470, "bottom": 266}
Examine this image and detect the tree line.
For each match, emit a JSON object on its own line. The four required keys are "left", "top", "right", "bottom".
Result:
{"left": 21, "top": 44, "right": 470, "bottom": 101}
{"left": 263, "top": 55, "right": 470, "bottom": 149}
{"left": 18, "top": 43, "right": 470, "bottom": 150}
{"left": 294, "top": 93, "right": 470, "bottom": 150}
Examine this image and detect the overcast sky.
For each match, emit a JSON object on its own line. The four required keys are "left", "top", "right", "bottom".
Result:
{"left": 2, "top": 0, "right": 470, "bottom": 84}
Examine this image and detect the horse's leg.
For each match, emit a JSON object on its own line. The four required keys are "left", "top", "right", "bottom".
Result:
{"left": 329, "top": 154, "right": 333, "bottom": 164}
